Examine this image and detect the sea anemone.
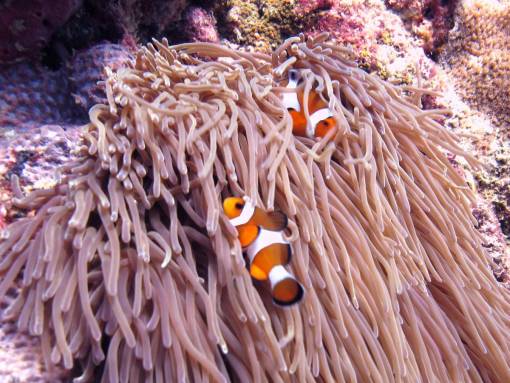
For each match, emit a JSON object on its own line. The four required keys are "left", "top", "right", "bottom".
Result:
{"left": 1, "top": 34, "right": 510, "bottom": 382}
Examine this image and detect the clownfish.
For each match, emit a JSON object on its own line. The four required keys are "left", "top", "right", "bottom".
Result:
{"left": 224, "top": 196, "right": 304, "bottom": 306}
{"left": 282, "top": 69, "right": 336, "bottom": 139}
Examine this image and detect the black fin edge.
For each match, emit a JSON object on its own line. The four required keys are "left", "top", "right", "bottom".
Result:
{"left": 272, "top": 281, "right": 304, "bottom": 307}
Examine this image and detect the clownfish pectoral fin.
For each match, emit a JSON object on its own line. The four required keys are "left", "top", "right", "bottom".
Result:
{"left": 269, "top": 266, "right": 304, "bottom": 306}
{"left": 237, "top": 224, "right": 260, "bottom": 248}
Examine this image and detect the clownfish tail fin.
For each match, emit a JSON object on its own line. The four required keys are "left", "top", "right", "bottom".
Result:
{"left": 269, "top": 266, "right": 304, "bottom": 306}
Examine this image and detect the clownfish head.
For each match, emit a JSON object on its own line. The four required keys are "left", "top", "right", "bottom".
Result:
{"left": 223, "top": 197, "right": 246, "bottom": 219}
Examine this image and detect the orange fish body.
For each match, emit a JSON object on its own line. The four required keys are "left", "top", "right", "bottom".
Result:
{"left": 283, "top": 69, "right": 336, "bottom": 139}
{"left": 223, "top": 196, "right": 287, "bottom": 247}
{"left": 223, "top": 196, "right": 304, "bottom": 306}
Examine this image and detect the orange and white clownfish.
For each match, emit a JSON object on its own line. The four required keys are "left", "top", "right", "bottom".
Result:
{"left": 282, "top": 69, "right": 336, "bottom": 139}
{"left": 223, "top": 196, "right": 304, "bottom": 306}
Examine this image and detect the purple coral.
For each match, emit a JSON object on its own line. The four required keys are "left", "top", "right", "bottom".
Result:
{"left": 68, "top": 43, "right": 133, "bottom": 113}
{"left": 0, "top": 0, "right": 82, "bottom": 63}
{"left": 0, "top": 63, "right": 74, "bottom": 129}
{"left": 184, "top": 6, "right": 220, "bottom": 43}
{"left": 311, "top": 7, "right": 366, "bottom": 48}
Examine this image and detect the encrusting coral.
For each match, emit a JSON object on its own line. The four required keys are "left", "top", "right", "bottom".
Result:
{"left": 215, "top": 0, "right": 303, "bottom": 51}
{"left": 1, "top": 34, "right": 510, "bottom": 382}
{"left": 442, "top": 0, "right": 510, "bottom": 125}
{"left": 0, "top": 63, "right": 74, "bottom": 129}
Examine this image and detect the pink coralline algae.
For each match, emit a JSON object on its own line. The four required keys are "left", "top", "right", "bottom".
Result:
{"left": 300, "top": 0, "right": 387, "bottom": 52}
{"left": 311, "top": 6, "right": 365, "bottom": 48}
{"left": 295, "top": 0, "right": 335, "bottom": 15}
{"left": 385, "top": 0, "right": 458, "bottom": 54}
{"left": 68, "top": 43, "right": 133, "bottom": 113}
{"left": 184, "top": 6, "right": 220, "bottom": 43}
{"left": 0, "top": 0, "right": 82, "bottom": 63}
{"left": 0, "top": 63, "right": 74, "bottom": 129}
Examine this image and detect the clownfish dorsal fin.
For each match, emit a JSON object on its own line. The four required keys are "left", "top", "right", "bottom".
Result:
{"left": 264, "top": 210, "right": 288, "bottom": 231}
{"left": 251, "top": 208, "right": 288, "bottom": 231}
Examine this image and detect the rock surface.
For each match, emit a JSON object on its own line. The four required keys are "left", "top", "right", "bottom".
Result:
{"left": 0, "top": 125, "right": 81, "bottom": 381}
{"left": 0, "top": 0, "right": 82, "bottom": 63}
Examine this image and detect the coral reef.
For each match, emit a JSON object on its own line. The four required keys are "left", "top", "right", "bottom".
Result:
{"left": 301, "top": 0, "right": 436, "bottom": 82}
{"left": 183, "top": 6, "right": 220, "bottom": 43}
{"left": 215, "top": 0, "right": 304, "bottom": 51}
{"left": 437, "top": 84, "right": 510, "bottom": 288}
{"left": 68, "top": 43, "right": 133, "bottom": 113}
{"left": 0, "top": 63, "right": 74, "bottom": 130}
{"left": 439, "top": 0, "right": 510, "bottom": 262}
{"left": 475, "top": 151, "right": 510, "bottom": 240}
{"left": 0, "top": 124, "right": 81, "bottom": 229}
{"left": 0, "top": 43, "right": 132, "bottom": 130}
{"left": 441, "top": 0, "right": 510, "bottom": 124}
{"left": 385, "top": 0, "right": 458, "bottom": 55}
{"left": 0, "top": 126, "right": 79, "bottom": 382}
{"left": 0, "top": 0, "right": 82, "bottom": 63}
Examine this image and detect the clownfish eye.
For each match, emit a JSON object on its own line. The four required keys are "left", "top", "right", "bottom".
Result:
{"left": 235, "top": 202, "right": 244, "bottom": 210}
